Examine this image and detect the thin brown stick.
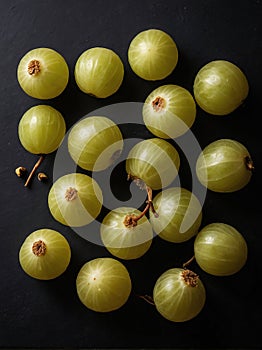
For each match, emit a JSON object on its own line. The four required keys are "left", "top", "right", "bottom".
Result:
{"left": 24, "top": 155, "right": 45, "bottom": 187}
{"left": 133, "top": 202, "right": 151, "bottom": 223}
{"left": 133, "top": 186, "right": 158, "bottom": 222}
{"left": 136, "top": 294, "right": 155, "bottom": 306}
{"left": 123, "top": 202, "right": 151, "bottom": 227}
{"left": 183, "top": 255, "right": 195, "bottom": 269}
{"left": 146, "top": 186, "right": 159, "bottom": 218}
{"left": 124, "top": 178, "right": 158, "bottom": 224}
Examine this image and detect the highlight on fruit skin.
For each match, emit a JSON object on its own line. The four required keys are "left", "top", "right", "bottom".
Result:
{"left": 149, "top": 187, "right": 203, "bottom": 243}
{"left": 196, "top": 138, "right": 254, "bottom": 193}
{"left": 17, "top": 47, "right": 69, "bottom": 99}
{"left": 128, "top": 28, "right": 179, "bottom": 81}
{"left": 76, "top": 257, "right": 132, "bottom": 312}
{"left": 142, "top": 84, "right": 197, "bottom": 139}
{"left": 153, "top": 268, "right": 206, "bottom": 322}
{"left": 48, "top": 173, "right": 103, "bottom": 227}
{"left": 100, "top": 206, "right": 153, "bottom": 260}
{"left": 194, "top": 222, "right": 248, "bottom": 276}
{"left": 68, "top": 116, "right": 124, "bottom": 172}
{"left": 19, "top": 228, "right": 71, "bottom": 280}
{"left": 74, "top": 47, "right": 124, "bottom": 98}
{"left": 193, "top": 59, "right": 249, "bottom": 115}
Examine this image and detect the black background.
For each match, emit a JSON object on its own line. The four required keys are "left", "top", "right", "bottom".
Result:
{"left": 0, "top": 0, "right": 261, "bottom": 349}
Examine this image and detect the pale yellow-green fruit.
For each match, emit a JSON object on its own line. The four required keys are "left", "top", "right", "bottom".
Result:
{"left": 194, "top": 223, "right": 248, "bottom": 276}
{"left": 150, "top": 187, "right": 202, "bottom": 243}
{"left": 76, "top": 258, "right": 132, "bottom": 312}
{"left": 74, "top": 47, "right": 124, "bottom": 98}
{"left": 143, "top": 84, "right": 196, "bottom": 138}
{"left": 193, "top": 60, "right": 249, "bottom": 115}
{"left": 18, "top": 105, "right": 66, "bottom": 154}
{"left": 196, "top": 139, "right": 253, "bottom": 192}
{"left": 17, "top": 47, "right": 69, "bottom": 99}
{"left": 48, "top": 173, "right": 103, "bottom": 227}
{"left": 100, "top": 207, "right": 153, "bottom": 260}
{"left": 128, "top": 29, "right": 178, "bottom": 81}
{"left": 68, "top": 116, "right": 123, "bottom": 171}
{"left": 126, "top": 138, "right": 180, "bottom": 190}
{"left": 19, "top": 229, "right": 71, "bottom": 280}
{"left": 153, "top": 268, "right": 206, "bottom": 322}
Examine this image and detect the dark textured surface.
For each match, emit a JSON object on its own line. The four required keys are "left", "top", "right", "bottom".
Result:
{"left": 0, "top": 0, "right": 261, "bottom": 348}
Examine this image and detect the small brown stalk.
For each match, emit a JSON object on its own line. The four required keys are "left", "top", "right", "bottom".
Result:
{"left": 123, "top": 185, "right": 158, "bottom": 227}
{"left": 24, "top": 155, "right": 45, "bottom": 187}
{"left": 183, "top": 255, "right": 195, "bottom": 269}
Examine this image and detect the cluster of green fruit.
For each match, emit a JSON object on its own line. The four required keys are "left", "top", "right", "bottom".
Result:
{"left": 16, "top": 29, "right": 252, "bottom": 323}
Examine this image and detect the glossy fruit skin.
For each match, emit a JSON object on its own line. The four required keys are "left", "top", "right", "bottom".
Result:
{"left": 194, "top": 223, "right": 248, "bottom": 276}
{"left": 153, "top": 268, "right": 206, "bottom": 322}
{"left": 126, "top": 138, "right": 180, "bottom": 190}
{"left": 193, "top": 60, "right": 249, "bottom": 115}
{"left": 128, "top": 29, "right": 178, "bottom": 81}
{"left": 150, "top": 187, "right": 202, "bottom": 243}
{"left": 19, "top": 229, "right": 71, "bottom": 280}
{"left": 68, "top": 116, "right": 123, "bottom": 171}
{"left": 196, "top": 139, "right": 253, "bottom": 192}
{"left": 18, "top": 105, "right": 66, "bottom": 154}
{"left": 76, "top": 257, "right": 132, "bottom": 312}
{"left": 74, "top": 47, "right": 124, "bottom": 98}
{"left": 100, "top": 207, "right": 153, "bottom": 260}
{"left": 48, "top": 173, "right": 103, "bottom": 227}
{"left": 17, "top": 47, "right": 69, "bottom": 99}
{"left": 143, "top": 84, "right": 196, "bottom": 138}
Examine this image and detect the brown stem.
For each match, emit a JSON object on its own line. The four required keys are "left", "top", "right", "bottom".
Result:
{"left": 245, "top": 156, "right": 255, "bottom": 172}
{"left": 146, "top": 186, "right": 159, "bottom": 218}
{"left": 24, "top": 155, "right": 45, "bottom": 187}
{"left": 183, "top": 255, "right": 195, "bottom": 269}
{"left": 136, "top": 294, "right": 155, "bottom": 306}
{"left": 146, "top": 186, "right": 153, "bottom": 202}
{"left": 123, "top": 202, "right": 151, "bottom": 227}
{"left": 134, "top": 202, "right": 151, "bottom": 222}
{"left": 123, "top": 185, "right": 159, "bottom": 227}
